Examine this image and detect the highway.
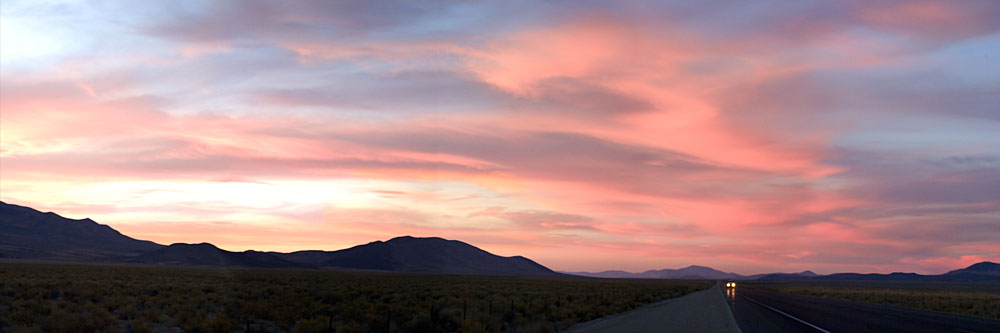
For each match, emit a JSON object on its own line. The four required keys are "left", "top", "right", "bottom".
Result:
{"left": 567, "top": 284, "right": 740, "bottom": 333}
{"left": 726, "top": 286, "right": 1000, "bottom": 333}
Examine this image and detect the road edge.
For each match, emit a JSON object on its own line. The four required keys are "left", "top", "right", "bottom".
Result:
{"left": 714, "top": 284, "right": 743, "bottom": 333}
{"left": 565, "top": 283, "right": 742, "bottom": 333}
{"left": 564, "top": 284, "right": 711, "bottom": 332}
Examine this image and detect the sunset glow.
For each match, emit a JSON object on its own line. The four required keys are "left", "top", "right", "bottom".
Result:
{"left": 2, "top": 0, "right": 999, "bottom": 275}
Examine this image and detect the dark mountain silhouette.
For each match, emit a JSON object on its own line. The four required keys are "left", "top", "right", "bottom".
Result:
{"left": 562, "top": 270, "right": 636, "bottom": 278}
{"left": 953, "top": 261, "right": 1000, "bottom": 274}
{"left": 1, "top": 202, "right": 560, "bottom": 275}
{"left": 741, "top": 270, "right": 818, "bottom": 281}
{"left": 649, "top": 265, "right": 741, "bottom": 279}
{"left": 568, "top": 262, "right": 1000, "bottom": 282}
{"left": 755, "top": 262, "right": 1000, "bottom": 282}
{"left": 755, "top": 272, "right": 925, "bottom": 282}
{"left": 274, "top": 236, "right": 562, "bottom": 276}
{"left": 3, "top": 201, "right": 994, "bottom": 279}
{"left": 128, "top": 243, "right": 306, "bottom": 268}
{"left": 0, "top": 201, "right": 162, "bottom": 260}
{"left": 564, "top": 266, "right": 818, "bottom": 280}
{"left": 942, "top": 261, "right": 1000, "bottom": 281}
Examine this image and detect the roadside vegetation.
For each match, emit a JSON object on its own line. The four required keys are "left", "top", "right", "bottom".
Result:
{"left": 0, "top": 262, "right": 709, "bottom": 332}
{"left": 746, "top": 281, "right": 1000, "bottom": 319}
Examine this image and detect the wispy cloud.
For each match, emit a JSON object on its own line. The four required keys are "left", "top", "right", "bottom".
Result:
{"left": 2, "top": 0, "right": 998, "bottom": 274}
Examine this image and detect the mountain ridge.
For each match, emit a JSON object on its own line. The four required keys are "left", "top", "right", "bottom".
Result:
{"left": 273, "top": 235, "right": 561, "bottom": 276}
{"left": 567, "top": 263, "right": 998, "bottom": 282}
{"left": 2, "top": 201, "right": 995, "bottom": 280}
{"left": 128, "top": 242, "right": 307, "bottom": 268}
{"left": 0, "top": 201, "right": 163, "bottom": 260}
{"left": 0, "top": 201, "right": 559, "bottom": 276}
{"left": 563, "top": 266, "right": 815, "bottom": 280}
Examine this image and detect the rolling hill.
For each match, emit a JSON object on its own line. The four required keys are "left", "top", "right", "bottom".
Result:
{"left": 0, "top": 201, "right": 162, "bottom": 260}
{"left": 572, "top": 264, "right": 1000, "bottom": 282}
{"left": 942, "top": 261, "right": 1000, "bottom": 281}
{"left": 2, "top": 201, "right": 995, "bottom": 280}
{"left": 275, "top": 236, "right": 562, "bottom": 276}
{"left": 0, "top": 201, "right": 560, "bottom": 276}
{"left": 753, "top": 263, "right": 1000, "bottom": 282}
{"left": 565, "top": 266, "right": 818, "bottom": 280}
{"left": 566, "top": 265, "right": 741, "bottom": 279}
{"left": 128, "top": 243, "right": 306, "bottom": 268}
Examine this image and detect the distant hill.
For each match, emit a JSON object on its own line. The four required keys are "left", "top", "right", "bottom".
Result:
{"left": 563, "top": 270, "right": 637, "bottom": 279}
{"left": 129, "top": 243, "right": 306, "bottom": 268}
{"left": 650, "top": 265, "right": 741, "bottom": 279}
{"left": 942, "top": 261, "right": 1000, "bottom": 281}
{"left": 0, "top": 201, "right": 162, "bottom": 260}
{"left": 1, "top": 201, "right": 560, "bottom": 275}
{"left": 755, "top": 262, "right": 1000, "bottom": 282}
{"left": 567, "top": 263, "right": 1000, "bottom": 282}
{"left": 753, "top": 272, "right": 923, "bottom": 282}
{"left": 3, "top": 201, "right": 994, "bottom": 279}
{"left": 741, "top": 271, "right": 818, "bottom": 281}
{"left": 275, "top": 236, "right": 562, "bottom": 276}
{"left": 566, "top": 265, "right": 741, "bottom": 280}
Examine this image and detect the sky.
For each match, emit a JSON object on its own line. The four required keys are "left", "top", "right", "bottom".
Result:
{"left": 1, "top": 0, "right": 998, "bottom": 275}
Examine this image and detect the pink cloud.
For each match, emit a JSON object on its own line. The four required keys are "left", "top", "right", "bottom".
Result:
{"left": 3, "top": 1, "right": 998, "bottom": 275}
{"left": 458, "top": 18, "right": 843, "bottom": 180}
{"left": 857, "top": 1, "right": 996, "bottom": 40}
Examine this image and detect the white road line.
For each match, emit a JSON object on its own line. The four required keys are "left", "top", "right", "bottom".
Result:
{"left": 742, "top": 295, "right": 831, "bottom": 333}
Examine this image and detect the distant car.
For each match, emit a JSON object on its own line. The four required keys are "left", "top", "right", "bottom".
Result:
{"left": 725, "top": 281, "right": 736, "bottom": 288}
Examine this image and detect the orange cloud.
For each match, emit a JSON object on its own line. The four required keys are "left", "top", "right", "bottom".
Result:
{"left": 3, "top": 1, "right": 998, "bottom": 275}
{"left": 459, "top": 18, "right": 841, "bottom": 180}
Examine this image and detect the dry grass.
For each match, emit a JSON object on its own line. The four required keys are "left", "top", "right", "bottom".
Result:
{"left": 0, "top": 262, "right": 710, "bottom": 332}
{"left": 746, "top": 281, "right": 1000, "bottom": 319}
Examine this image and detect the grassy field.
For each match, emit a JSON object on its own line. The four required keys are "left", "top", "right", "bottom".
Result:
{"left": 0, "top": 262, "right": 710, "bottom": 332}
{"left": 744, "top": 280, "right": 1000, "bottom": 319}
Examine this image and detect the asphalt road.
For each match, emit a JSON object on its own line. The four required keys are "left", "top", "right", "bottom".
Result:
{"left": 567, "top": 284, "right": 740, "bottom": 333}
{"left": 727, "top": 287, "right": 1000, "bottom": 333}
